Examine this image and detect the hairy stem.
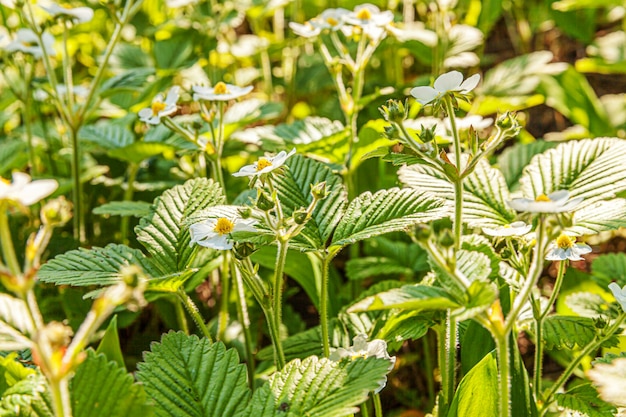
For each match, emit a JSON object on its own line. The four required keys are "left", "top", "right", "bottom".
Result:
{"left": 176, "top": 288, "right": 213, "bottom": 342}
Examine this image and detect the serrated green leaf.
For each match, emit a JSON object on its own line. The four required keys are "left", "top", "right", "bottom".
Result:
{"left": 37, "top": 244, "right": 159, "bottom": 287}
{"left": 96, "top": 316, "right": 125, "bottom": 370}
{"left": 346, "top": 257, "right": 414, "bottom": 281}
{"left": 79, "top": 124, "right": 134, "bottom": 150}
{"left": 518, "top": 138, "right": 626, "bottom": 208}
{"left": 100, "top": 67, "right": 154, "bottom": 92}
{"left": 331, "top": 188, "right": 446, "bottom": 248}
{"left": 497, "top": 141, "right": 557, "bottom": 190}
{"left": 570, "top": 198, "right": 626, "bottom": 235}
{"left": 136, "top": 178, "right": 225, "bottom": 274}
{"left": 399, "top": 158, "right": 516, "bottom": 228}
{"left": 0, "top": 353, "right": 35, "bottom": 397}
{"left": 555, "top": 383, "right": 616, "bottom": 417}
{"left": 592, "top": 253, "right": 626, "bottom": 287}
{"left": 239, "top": 356, "right": 391, "bottom": 417}
{"left": 542, "top": 316, "right": 601, "bottom": 350}
{"left": 0, "top": 373, "right": 53, "bottom": 417}
{"left": 71, "top": 350, "right": 152, "bottom": 417}
{"left": 0, "top": 294, "right": 33, "bottom": 351}
{"left": 376, "top": 311, "right": 433, "bottom": 343}
{"left": 136, "top": 332, "right": 249, "bottom": 417}
{"left": 347, "top": 284, "right": 460, "bottom": 313}
{"left": 108, "top": 142, "right": 176, "bottom": 164}
{"left": 565, "top": 292, "right": 613, "bottom": 318}
{"left": 93, "top": 201, "right": 153, "bottom": 218}
{"left": 453, "top": 280, "right": 498, "bottom": 321}
{"left": 273, "top": 154, "right": 347, "bottom": 250}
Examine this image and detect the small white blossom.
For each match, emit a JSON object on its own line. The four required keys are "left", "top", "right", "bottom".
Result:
{"left": 40, "top": 3, "right": 94, "bottom": 24}
{"left": 482, "top": 221, "right": 532, "bottom": 237}
{"left": 587, "top": 358, "right": 626, "bottom": 408}
{"left": 189, "top": 207, "right": 257, "bottom": 250}
{"left": 508, "top": 190, "right": 583, "bottom": 213}
{"left": 193, "top": 82, "right": 253, "bottom": 102}
{"left": 330, "top": 334, "right": 396, "bottom": 393}
{"left": 0, "top": 172, "right": 58, "bottom": 207}
{"left": 312, "top": 8, "right": 350, "bottom": 31}
{"left": 3, "top": 29, "right": 56, "bottom": 59}
{"left": 609, "top": 282, "right": 626, "bottom": 312}
{"left": 345, "top": 4, "right": 393, "bottom": 28}
{"left": 545, "top": 233, "right": 591, "bottom": 261}
{"left": 138, "top": 86, "right": 179, "bottom": 125}
{"left": 289, "top": 21, "right": 321, "bottom": 38}
{"left": 232, "top": 149, "right": 296, "bottom": 178}
{"left": 444, "top": 115, "right": 493, "bottom": 131}
{"left": 410, "top": 70, "right": 480, "bottom": 105}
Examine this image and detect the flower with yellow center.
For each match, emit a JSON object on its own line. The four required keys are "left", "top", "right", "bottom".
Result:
{"left": 233, "top": 148, "right": 296, "bottom": 178}
{"left": 189, "top": 206, "right": 257, "bottom": 250}
{"left": 545, "top": 233, "right": 591, "bottom": 261}
{"left": 411, "top": 70, "right": 481, "bottom": 106}
{"left": 345, "top": 4, "right": 393, "bottom": 28}
{"left": 193, "top": 82, "right": 253, "bottom": 102}
{"left": 3, "top": 29, "right": 56, "bottom": 59}
{"left": 0, "top": 172, "right": 58, "bottom": 207}
{"left": 138, "top": 86, "right": 180, "bottom": 125}
{"left": 508, "top": 190, "right": 584, "bottom": 213}
{"left": 40, "top": 2, "right": 94, "bottom": 24}
{"left": 289, "top": 21, "right": 322, "bottom": 38}
{"left": 313, "top": 8, "right": 350, "bottom": 31}
{"left": 482, "top": 221, "right": 532, "bottom": 237}
{"left": 329, "top": 334, "right": 396, "bottom": 394}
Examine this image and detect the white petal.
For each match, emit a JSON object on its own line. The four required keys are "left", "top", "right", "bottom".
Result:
{"left": 433, "top": 71, "right": 463, "bottom": 92}
{"left": 459, "top": 73, "right": 480, "bottom": 93}
{"left": 232, "top": 164, "right": 259, "bottom": 177}
{"left": 18, "top": 180, "right": 58, "bottom": 206}
{"left": 547, "top": 190, "right": 570, "bottom": 203}
{"left": 189, "top": 221, "right": 216, "bottom": 245}
{"left": 410, "top": 86, "right": 439, "bottom": 105}
{"left": 165, "top": 86, "right": 180, "bottom": 105}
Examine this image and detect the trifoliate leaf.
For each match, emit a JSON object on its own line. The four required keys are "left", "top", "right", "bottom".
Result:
{"left": 542, "top": 316, "right": 617, "bottom": 350}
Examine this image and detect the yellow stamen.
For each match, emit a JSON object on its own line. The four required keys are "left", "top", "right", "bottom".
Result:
{"left": 213, "top": 82, "right": 230, "bottom": 95}
{"left": 0, "top": 177, "right": 10, "bottom": 185}
{"left": 351, "top": 352, "right": 368, "bottom": 360}
{"left": 535, "top": 194, "right": 551, "bottom": 202}
{"left": 256, "top": 158, "right": 273, "bottom": 171}
{"left": 556, "top": 234, "right": 576, "bottom": 249}
{"left": 356, "top": 8, "right": 372, "bottom": 20}
{"left": 151, "top": 101, "right": 167, "bottom": 116}
{"left": 214, "top": 218, "right": 234, "bottom": 235}
{"left": 326, "top": 17, "right": 339, "bottom": 26}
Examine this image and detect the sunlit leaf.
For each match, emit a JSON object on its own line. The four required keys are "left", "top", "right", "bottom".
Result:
{"left": 555, "top": 383, "right": 616, "bottom": 417}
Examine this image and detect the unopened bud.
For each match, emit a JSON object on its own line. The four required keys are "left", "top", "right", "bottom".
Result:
{"left": 438, "top": 229, "right": 455, "bottom": 248}
{"left": 41, "top": 196, "right": 72, "bottom": 227}
{"left": 233, "top": 242, "right": 256, "bottom": 260}
{"left": 256, "top": 190, "right": 275, "bottom": 211}
{"left": 238, "top": 206, "right": 253, "bottom": 219}
{"left": 293, "top": 208, "right": 309, "bottom": 225}
{"left": 44, "top": 321, "right": 73, "bottom": 351}
{"left": 418, "top": 124, "right": 437, "bottom": 143}
{"left": 379, "top": 99, "right": 407, "bottom": 123}
{"left": 496, "top": 111, "right": 519, "bottom": 131}
{"left": 310, "top": 181, "right": 328, "bottom": 200}
{"left": 383, "top": 124, "right": 400, "bottom": 140}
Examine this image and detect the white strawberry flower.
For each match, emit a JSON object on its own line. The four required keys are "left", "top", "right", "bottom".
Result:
{"left": 289, "top": 21, "right": 322, "bottom": 38}
{"left": 193, "top": 82, "right": 253, "bottom": 102}
{"left": 40, "top": 2, "right": 94, "bottom": 24}
{"left": 608, "top": 282, "right": 626, "bottom": 312}
{"left": 138, "top": 86, "right": 180, "bottom": 125}
{"left": 345, "top": 4, "right": 393, "bottom": 28}
{"left": 232, "top": 149, "right": 296, "bottom": 178}
{"left": 482, "top": 221, "right": 532, "bottom": 237}
{"left": 0, "top": 172, "right": 58, "bottom": 207}
{"left": 189, "top": 206, "right": 257, "bottom": 250}
{"left": 410, "top": 70, "right": 480, "bottom": 106}
{"left": 312, "top": 8, "right": 350, "bottom": 31}
{"left": 3, "top": 29, "right": 56, "bottom": 59}
{"left": 508, "top": 190, "right": 583, "bottom": 214}
{"left": 545, "top": 233, "right": 591, "bottom": 261}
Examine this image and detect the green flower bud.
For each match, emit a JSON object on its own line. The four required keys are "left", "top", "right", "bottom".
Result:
{"left": 238, "top": 206, "right": 253, "bottom": 219}
{"left": 233, "top": 242, "right": 256, "bottom": 260}
{"left": 379, "top": 99, "right": 407, "bottom": 123}
{"left": 383, "top": 124, "right": 400, "bottom": 140}
{"left": 438, "top": 229, "right": 455, "bottom": 248}
{"left": 256, "top": 190, "right": 275, "bottom": 211}
{"left": 418, "top": 124, "right": 437, "bottom": 143}
{"left": 496, "top": 111, "right": 520, "bottom": 133}
{"left": 41, "top": 196, "right": 72, "bottom": 228}
{"left": 310, "top": 181, "right": 328, "bottom": 200}
{"left": 293, "top": 208, "right": 309, "bottom": 225}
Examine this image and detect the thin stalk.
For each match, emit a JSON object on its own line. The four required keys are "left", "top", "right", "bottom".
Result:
{"left": 495, "top": 332, "right": 511, "bottom": 417}
{"left": 217, "top": 253, "right": 231, "bottom": 341}
{"left": 319, "top": 252, "right": 332, "bottom": 357}
{"left": 176, "top": 288, "right": 213, "bottom": 342}
{"left": 534, "top": 260, "right": 567, "bottom": 398}
{"left": 373, "top": 394, "right": 383, "bottom": 417}
{"left": 23, "top": 65, "right": 37, "bottom": 174}
{"left": 361, "top": 400, "right": 370, "bottom": 417}
{"left": 214, "top": 102, "right": 226, "bottom": 192}
{"left": 435, "top": 324, "right": 448, "bottom": 417}
{"left": 68, "top": 127, "right": 85, "bottom": 243}
{"left": 0, "top": 205, "right": 21, "bottom": 277}
{"left": 422, "top": 333, "right": 436, "bottom": 410}
{"left": 232, "top": 259, "right": 256, "bottom": 389}
{"left": 272, "top": 239, "right": 289, "bottom": 347}
{"left": 120, "top": 163, "right": 139, "bottom": 245}
{"left": 541, "top": 312, "right": 626, "bottom": 414}
{"left": 49, "top": 377, "right": 71, "bottom": 417}
{"left": 443, "top": 313, "right": 457, "bottom": 415}
{"left": 61, "top": 22, "right": 75, "bottom": 115}
{"left": 174, "top": 296, "right": 190, "bottom": 334}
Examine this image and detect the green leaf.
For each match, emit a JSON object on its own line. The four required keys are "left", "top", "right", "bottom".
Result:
{"left": 96, "top": 316, "right": 125, "bottom": 369}
{"left": 542, "top": 316, "right": 609, "bottom": 350}
{"left": 136, "top": 178, "right": 225, "bottom": 274}
{"left": 100, "top": 67, "right": 155, "bottom": 93}
{"left": 447, "top": 352, "right": 498, "bottom": 417}
{"left": 273, "top": 154, "right": 347, "bottom": 250}
{"left": 93, "top": 201, "right": 153, "bottom": 218}
{"left": 108, "top": 142, "right": 176, "bottom": 164}
{"left": 376, "top": 311, "right": 433, "bottom": 343}
{"left": 565, "top": 292, "right": 614, "bottom": 318}
{"left": 346, "top": 257, "right": 414, "bottom": 281}
{"left": 497, "top": 141, "right": 557, "bottom": 190}
{"left": 0, "top": 353, "right": 35, "bottom": 397}
{"left": 570, "top": 198, "right": 626, "bottom": 235}
{"left": 72, "top": 350, "right": 152, "bottom": 417}
{"left": 519, "top": 138, "right": 626, "bottom": 207}
{"left": 399, "top": 158, "right": 516, "bottom": 228}
{"left": 0, "top": 294, "right": 34, "bottom": 351}
{"left": 591, "top": 253, "right": 626, "bottom": 287}
{"left": 154, "top": 33, "right": 197, "bottom": 70}
{"left": 136, "top": 332, "right": 250, "bottom": 417}
{"left": 37, "top": 244, "right": 159, "bottom": 287}
{"left": 453, "top": 280, "right": 498, "bottom": 321}
{"left": 79, "top": 124, "right": 134, "bottom": 150}
{"left": 555, "top": 383, "right": 616, "bottom": 417}
{"left": 223, "top": 99, "right": 283, "bottom": 131}
{"left": 347, "top": 285, "right": 460, "bottom": 313}
{"left": 331, "top": 188, "right": 446, "bottom": 248}
{"left": 0, "top": 139, "right": 28, "bottom": 177}
{"left": 239, "top": 356, "right": 391, "bottom": 417}
{"left": 0, "top": 373, "right": 53, "bottom": 417}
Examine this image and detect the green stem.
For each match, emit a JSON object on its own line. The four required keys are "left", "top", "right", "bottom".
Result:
{"left": 0, "top": 205, "right": 21, "bottom": 277}
{"left": 319, "top": 252, "right": 332, "bottom": 357}
{"left": 373, "top": 394, "right": 383, "bottom": 417}
{"left": 361, "top": 400, "right": 371, "bottom": 417}
{"left": 214, "top": 102, "right": 226, "bottom": 192}
{"left": 541, "top": 312, "right": 626, "bottom": 414}
{"left": 422, "top": 333, "right": 436, "bottom": 410}
{"left": 120, "top": 163, "right": 139, "bottom": 245}
{"left": 176, "top": 288, "right": 213, "bottom": 342}
{"left": 217, "top": 253, "right": 231, "bottom": 341}
{"left": 23, "top": 65, "right": 36, "bottom": 174}
{"left": 231, "top": 259, "right": 256, "bottom": 389}
{"left": 443, "top": 313, "right": 457, "bottom": 415}
{"left": 174, "top": 296, "right": 190, "bottom": 334}
{"left": 495, "top": 332, "right": 511, "bottom": 417}
{"left": 49, "top": 377, "right": 71, "bottom": 417}
{"left": 272, "top": 239, "right": 288, "bottom": 349}
{"left": 68, "top": 127, "right": 85, "bottom": 243}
